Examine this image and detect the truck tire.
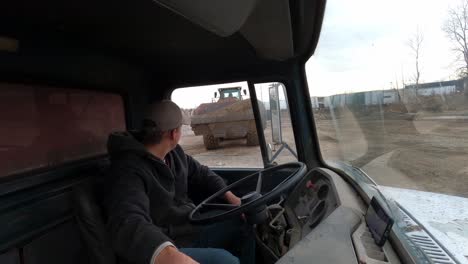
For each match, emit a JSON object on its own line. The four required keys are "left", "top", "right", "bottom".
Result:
{"left": 203, "top": 134, "right": 220, "bottom": 150}
{"left": 246, "top": 130, "right": 259, "bottom": 146}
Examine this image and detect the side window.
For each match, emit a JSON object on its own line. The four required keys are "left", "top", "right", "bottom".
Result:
{"left": 171, "top": 82, "right": 263, "bottom": 168}
{"left": 0, "top": 83, "right": 126, "bottom": 178}
{"left": 254, "top": 82, "right": 297, "bottom": 164}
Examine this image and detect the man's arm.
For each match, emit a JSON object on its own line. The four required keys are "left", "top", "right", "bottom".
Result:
{"left": 154, "top": 246, "right": 199, "bottom": 264}
{"left": 186, "top": 154, "right": 242, "bottom": 205}
{"left": 104, "top": 166, "right": 196, "bottom": 264}
{"left": 186, "top": 154, "right": 227, "bottom": 194}
{"left": 224, "top": 191, "right": 242, "bottom": 205}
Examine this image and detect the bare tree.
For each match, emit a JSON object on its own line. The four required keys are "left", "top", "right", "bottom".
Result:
{"left": 407, "top": 28, "right": 424, "bottom": 89}
{"left": 393, "top": 74, "right": 403, "bottom": 103}
{"left": 443, "top": 0, "right": 468, "bottom": 97}
{"left": 443, "top": 0, "right": 468, "bottom": 76}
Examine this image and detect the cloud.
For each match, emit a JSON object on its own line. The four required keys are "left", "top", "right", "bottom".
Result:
{"left": 306, "top": 0, "right": 461, "bottom": 96}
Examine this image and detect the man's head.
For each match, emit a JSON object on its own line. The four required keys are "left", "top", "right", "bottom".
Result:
{"left": 139, "top": 100, "right": 188, "bottom": 151}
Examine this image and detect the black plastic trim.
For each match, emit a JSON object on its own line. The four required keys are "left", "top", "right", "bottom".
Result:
{"left": 248, "top": 81, "right": 270, "bottom": 167}
{"left": 0, "top": 157, "right": 109, "bottom": 197}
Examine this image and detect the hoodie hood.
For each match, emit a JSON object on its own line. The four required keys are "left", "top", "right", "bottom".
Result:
{"left": 107, "top": 131, "right": 150, "bottom": 158}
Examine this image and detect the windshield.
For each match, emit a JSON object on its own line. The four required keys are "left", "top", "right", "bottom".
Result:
{"left": 221, "top": 90, "right": 241, "bottom": 99}
{"left": 307, "top": 0, "right": 468, "bottom": 262}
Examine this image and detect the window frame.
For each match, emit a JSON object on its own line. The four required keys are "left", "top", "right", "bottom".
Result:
{"left": 248, "top": 80, "right": 300, "bottom": 167}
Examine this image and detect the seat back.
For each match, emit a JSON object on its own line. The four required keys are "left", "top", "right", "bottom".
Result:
{"left": 72, "top": 179, "right": 116, "bottom": 264}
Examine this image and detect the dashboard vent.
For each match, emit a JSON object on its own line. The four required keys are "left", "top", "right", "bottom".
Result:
{"left": 408, "top": 234, "right": 455, "bottom": 264}
{"left": 398, "top": 209, "right": 456, "bottom": 264}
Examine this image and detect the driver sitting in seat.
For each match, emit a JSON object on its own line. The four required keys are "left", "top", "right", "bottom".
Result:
{"left": 104, "top": 100, "right": 255, "bottom": 264}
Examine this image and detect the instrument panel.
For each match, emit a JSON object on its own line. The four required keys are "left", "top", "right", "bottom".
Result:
{"left": 285, "top": 169, "right": 339, "bottom": 237}
{"left": 276, "top": 168, "right": 401, "bottom": 264}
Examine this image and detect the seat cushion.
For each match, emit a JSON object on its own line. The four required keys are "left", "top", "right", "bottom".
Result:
{"left": 73, "top": 179, "right": 116, "bottom": 264}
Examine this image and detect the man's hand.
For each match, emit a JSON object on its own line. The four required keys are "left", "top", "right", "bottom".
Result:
{"left": 155, "top": 246, "right": 199, "bottom": 264}
{"left": 224, "top": 191, "right": 241, "bottom": 206}
{"left": 224, "top": 191, "right": 247, "bottom": 221}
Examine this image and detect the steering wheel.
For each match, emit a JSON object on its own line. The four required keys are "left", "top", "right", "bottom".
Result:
{"left": 189, "top": 162, "right": 307, "bottom": 225}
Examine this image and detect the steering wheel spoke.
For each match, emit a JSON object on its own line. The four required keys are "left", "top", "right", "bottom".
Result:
{"left": 256, "top": 171, "right": 263, "bottom": 193}
{"left": 203, "top": 203, "right": 239, "bottom": 210}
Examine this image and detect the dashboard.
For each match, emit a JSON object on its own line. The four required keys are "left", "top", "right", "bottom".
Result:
{"left": 287, "top": 170, "right": 338, "bottom": 234}
{"left": 256, "top": 167, "right": 401, "bottom": 264}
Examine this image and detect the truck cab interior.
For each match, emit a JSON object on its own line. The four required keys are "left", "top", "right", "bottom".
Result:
{"left": 0, "top": 1, "right": 414, "bottom": 264}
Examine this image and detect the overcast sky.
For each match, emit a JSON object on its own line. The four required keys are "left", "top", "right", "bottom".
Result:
{"left": 173, "top": 0, "right": 462, "bottom": 107}
{"left": 307, "top": 0, "right": 461, "bottom": 96}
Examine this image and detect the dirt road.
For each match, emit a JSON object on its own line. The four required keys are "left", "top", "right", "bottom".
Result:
{"left": 180, "top": 110, "right": 468, "bottom": 198}
{"left": 315, "top": 110, "right": 468, "bottom": 198}
{"left": 180, "top": 118, "right": 297, "bottom": 168}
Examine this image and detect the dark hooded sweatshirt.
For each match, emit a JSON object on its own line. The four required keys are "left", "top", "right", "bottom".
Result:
{"left": 103, "top": 132, "right": 227, "bottom": 264}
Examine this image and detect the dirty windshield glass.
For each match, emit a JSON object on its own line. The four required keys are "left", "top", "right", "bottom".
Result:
{"left": 172, "top": 82, "right": 297, "bottom": 168}
{"left": 221, "top": 89, "right": 240, "bottom": 99}
{"left": 172, "top": 82, "right": 263, "bottom": 168}
{"left": 307, "top": 0, "right": 468, "bottom": 262}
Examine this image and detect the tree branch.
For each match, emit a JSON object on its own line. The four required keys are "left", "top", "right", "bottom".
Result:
{"left": 444, "top": 0, "right": 468, "bottom": 74}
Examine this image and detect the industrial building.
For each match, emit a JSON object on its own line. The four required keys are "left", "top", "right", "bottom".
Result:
{"left": 311, "top": 79, "right": 465, "bottom": 109}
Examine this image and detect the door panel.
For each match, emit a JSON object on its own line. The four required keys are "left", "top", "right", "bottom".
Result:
{"left": 0, "top": 249, "right": 19, "bottom": 264}
{"left": 23, "top": 221, "right": 87, "bottom": 264}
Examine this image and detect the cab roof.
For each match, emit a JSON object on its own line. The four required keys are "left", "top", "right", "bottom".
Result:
{"left": 0, "top": 0, "right": 325, "bottom": 91}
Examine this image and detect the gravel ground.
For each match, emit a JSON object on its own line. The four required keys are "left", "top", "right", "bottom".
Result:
{"left": 180, "top": 109, "right": 468, "bottom": 198}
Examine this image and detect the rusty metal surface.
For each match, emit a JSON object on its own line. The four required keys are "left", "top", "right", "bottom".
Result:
{"left": 191, "top": 120, "right": 256, "bottom": 139}
{"left": 191, "top": 99, "right": 255, "bottom": 125}
{"left": 190, "top": 97, "right": 266, "bottom": 143}
{"left": 193, "top": 97, "right": 239, "bottom": 115}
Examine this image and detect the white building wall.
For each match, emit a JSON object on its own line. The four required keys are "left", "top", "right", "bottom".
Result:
{"left": 416, "top": 85, "right": 456, "bottom": 96}
{"left": 365, "top": 91, "right": 382, "bottom": 105}
{"left": 383, "top": 90, "right": 398, "bottom": 104}
{"left": 310, "top": 97, "right": 319, "bottom": 109}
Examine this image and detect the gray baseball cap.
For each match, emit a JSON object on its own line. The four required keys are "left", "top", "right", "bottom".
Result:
{"left": 143, "top": 100, "right": 189, "bottom": 131}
